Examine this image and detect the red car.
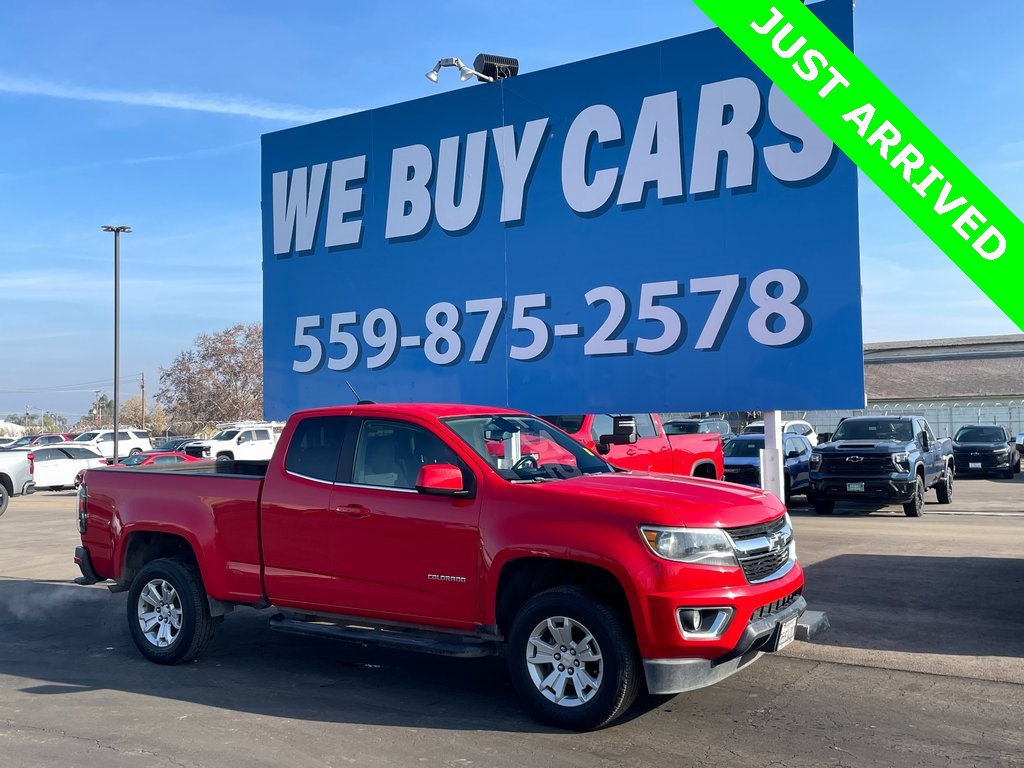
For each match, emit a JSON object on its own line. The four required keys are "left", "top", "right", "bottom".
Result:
{"left": 4, "top": 433, "right": 74, "bottom": 449}
{"left": 117, "top": 451, "right": 205, "bottom": 467}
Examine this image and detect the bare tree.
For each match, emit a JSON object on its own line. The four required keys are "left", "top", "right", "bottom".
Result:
{"left": 120, "top": 395, "right": 168, "bottom": 436}
{"left": 157, "top": 323, "right": 263, "bottom": 430}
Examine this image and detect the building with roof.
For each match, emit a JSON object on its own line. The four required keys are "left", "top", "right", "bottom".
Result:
{"left": 784, "top": 334, "right": 1024, "bottom": 438}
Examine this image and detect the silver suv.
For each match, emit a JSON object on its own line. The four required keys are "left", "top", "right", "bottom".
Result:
{"left": 70, "top": 428, "right": 153, "bottom": 459}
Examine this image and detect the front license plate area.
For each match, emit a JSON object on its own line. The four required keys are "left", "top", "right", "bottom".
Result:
{"left": 772, "top": 616, "right": 798, "bottom": 652}
{"left": 846, "top": 482, "right": 865, "bottom": 492}
{"left": 969, "top": 462, "right": 982, "bottom": 469}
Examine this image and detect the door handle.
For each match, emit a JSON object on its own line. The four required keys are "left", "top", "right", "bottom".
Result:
{"left": 336, "top": 504, "right": 370, "bottom": 519}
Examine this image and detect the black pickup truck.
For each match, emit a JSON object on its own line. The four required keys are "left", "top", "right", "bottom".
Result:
{"left": 809, "top": 415, "right": 954, "bottom": 517}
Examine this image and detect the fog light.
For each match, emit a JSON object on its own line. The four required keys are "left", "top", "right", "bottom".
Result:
{"left": 680, "top": 609, "right": 701, "bottom": 632}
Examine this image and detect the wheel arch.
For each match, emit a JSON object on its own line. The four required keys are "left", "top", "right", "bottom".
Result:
{"left": 494, "top": 557, "right": 633, "bottom": 639}
{"left": 690, "top": 460, "right": 719, "bottom": 480}
{"left": 120, "top": 530, "right": 202, "bottom": 592}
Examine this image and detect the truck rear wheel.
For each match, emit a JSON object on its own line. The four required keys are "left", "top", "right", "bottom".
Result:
{"left": 127, "top": 558, "right": 215, "bottom": 665}
{"left": 0, "top": 483, "right": 9, "bottom": 518}
{"left": 507, "top": 587, "right": 640, "bottom": 730}
{"left": 936, "top": 468, "right": 953, "bottom": 504}
{"left": 903, "top": 475, "right": 925, "bottom": 517}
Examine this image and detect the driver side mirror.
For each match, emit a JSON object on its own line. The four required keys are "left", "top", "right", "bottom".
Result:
{"left": 416, "top": 463, "right": 470, "bottom": 497}
{"left": 598, "top": 416, "right": 638, "bottom": 447}
{"left": 787, "top": 450, "right": 801, "bottom": 459}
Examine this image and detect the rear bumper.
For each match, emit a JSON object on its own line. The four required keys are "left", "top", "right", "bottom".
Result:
{"left": 644, "top": 595, "right": 809, "bottom": 694}
{"left": 73, "top": 546, "right": 102, "bottom": 585}
{"left": 22, "top": 481, "right": 35, "bottom": 495}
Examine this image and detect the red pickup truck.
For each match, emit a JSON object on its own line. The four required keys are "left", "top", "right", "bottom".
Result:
{"left": 542, "top": 413, "right": 723, "bottom": 479}
{"left": 75, "top": 403, "right": 806, "bottom": 730}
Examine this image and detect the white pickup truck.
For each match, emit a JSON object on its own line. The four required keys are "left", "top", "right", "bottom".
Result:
{"left": 183, "top": 422, "right": 282, "bottom": 462}
{"left": 0, "top": 449, "right": 35, "bottom": 515}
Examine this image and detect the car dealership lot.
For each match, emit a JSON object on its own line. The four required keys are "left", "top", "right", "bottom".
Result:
{"left": 1, "top": 486, "right": 1021, "bottom": 767}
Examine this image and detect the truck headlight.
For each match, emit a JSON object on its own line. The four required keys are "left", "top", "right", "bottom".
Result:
{"left": 994, "top": 446, "right": 1010, "bottom": 455}
{"left": 640, "top": 526, "right": 737, "bottom": 567}
{"left": 809, "top": 452, "right": 822, "bottom": 470}
{"left": 893, "top": 451, "right": 911, "bottom": 471}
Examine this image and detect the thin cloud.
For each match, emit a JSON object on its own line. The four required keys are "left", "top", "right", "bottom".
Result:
{"left": 0, "top": 73, "right": 355, "bottom": 122}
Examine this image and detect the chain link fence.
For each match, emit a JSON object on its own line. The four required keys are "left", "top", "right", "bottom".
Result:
{"left": 782, "top": 401, "right": 1024, "bottom": 440}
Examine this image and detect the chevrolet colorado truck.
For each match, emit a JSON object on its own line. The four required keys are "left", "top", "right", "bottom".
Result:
{"left": 542, "top": 413, "right": 723, "bottom": 480}
{"left": 809, "top": 415, "right": 954, "bottom": 517}
{"left": 75, "top": 403, "right": 806, "bottom": 729}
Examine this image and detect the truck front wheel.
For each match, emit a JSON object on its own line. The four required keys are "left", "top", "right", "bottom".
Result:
{"left": 506, "top": 588, "right": 640, "bottom": 730}
{"left": 936, "top": 468, "right": 953, "bottom": 504}
{"left": 903, "top": 475, "right": 925, "bottom": 517}
{"left": 127, "top": 558, "right": 215, "bottom": 665}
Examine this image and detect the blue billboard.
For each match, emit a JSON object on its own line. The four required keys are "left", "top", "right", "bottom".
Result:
{"left": 261, "top": 0, "right": 863, "bottom": 418}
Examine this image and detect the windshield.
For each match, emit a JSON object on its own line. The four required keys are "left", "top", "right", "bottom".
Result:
{"left": 742, "top": 424, "right": 764, "bottom": 434}
{"left": 211, "top": 430, "right": 239, "bottom": 441}
{"left": 954, "top": 426, "right": 1005, "bottom": 442}
{"left": 74, "top": 432, "right": 99, "bottom": 442}
{"left": 724, "top": 438, "right": 763, "bottom": 458}
{"left": 444, "top": 415, "right": 614, "bottom": 481}
{"left": 8, "top": 436, "right": 34, "bottom": 448}
{"left": 832, "top": 420, "right": 914, "bottom": 442}
{"left": 120, "top": 454, "right": 148, "bottom": 466}
{"left": 664, "top": 421, "right": 699, "bottom": 435}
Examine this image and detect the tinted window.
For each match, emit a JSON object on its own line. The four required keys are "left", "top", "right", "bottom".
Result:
{"left": 285, "top": 417, "right": 347, "bottom": 482}
{"left": 743, "top": 424, "right": 765, "bottom": 434}
{"left": 664, "top": 421, "right": 699, "bottom": 435}
{"left": 65, "top": 446, "right": 100, "bottom": 459}
{"left": 353, "top": 420, "right": 460, "bottom": 490}
{"left": 632, "top": 414, "right": 657, "bottom": 439}
{"left": 955, "top": 426, "right": 1005, "bottom": 442}
{"left": 724, "top": 438, "right": 762, "bottom": 458}
{"left": 33, "top": 448, "right": 59, "bottom": 462}
{"left": 75, "top": 432, "right": 100, "bottom": 442}
{"left": 590, "top": 415, "right": 613, "bottom": 443}
{"left": 255, "top": 430, "right": 271, "bottom": 441}
{"left": 541, "top": 415, "right": 585, "bottom": 435}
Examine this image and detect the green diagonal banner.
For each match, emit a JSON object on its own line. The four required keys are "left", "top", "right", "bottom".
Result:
{"left": 693, "top": 0, "right": 1023, "bottom": 332}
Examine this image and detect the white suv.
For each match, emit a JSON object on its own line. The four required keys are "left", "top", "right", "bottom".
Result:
{"left": 70, "top": 428, "right": 153, "bottom": 459}
{"left": 741, "top": 419, "right": 818, "bottom": 446}
{"left": 186, "top": 423, "right": 279, "bottom": 462}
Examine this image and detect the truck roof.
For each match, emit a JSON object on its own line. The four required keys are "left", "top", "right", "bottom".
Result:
{"left": 292, "top": 402, "right": 527, "bottom": 420}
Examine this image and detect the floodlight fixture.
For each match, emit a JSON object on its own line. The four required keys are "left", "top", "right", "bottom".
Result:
{"left": 426, "top": 54, "right": 519, "bottom": 85}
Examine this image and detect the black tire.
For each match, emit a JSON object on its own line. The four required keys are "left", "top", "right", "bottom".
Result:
{"left": 783, "top": 474, "right": 792, "bottom": 505}
{"left": 0, "top": 483, "right": 9, "bottom": 518}
{"left": 215, "top": 453, "right": 233, "bottom": 463}
{"left": 936, "top": 468, "right": 953, "bottom": 505}
{"left": 1015, "top": 457, "right": 1021, "bottom": 475}
{"left": 813, "top": 500, "right": 834, "bottom": 515}
{"left": 127, "top": 558, "right": 215, "bottom": 665}
{"left": 129, "top": 448, "right": 142, "bottom": 456}
{"left": 903, "top": 475, "right": 925, "bottom": 517}
{"left": 506, "top": 587, "right": 641, "bottom": 730}
{"left": 1003, "top": 465, "right": 1014, "bottom": 480}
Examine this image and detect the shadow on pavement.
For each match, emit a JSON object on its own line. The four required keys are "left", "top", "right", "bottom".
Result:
{"left": 799, "top": 554, "right": 1024, "bottom": 658}
{"left": 0, "top": 577, "right": 659, "bottom": 731}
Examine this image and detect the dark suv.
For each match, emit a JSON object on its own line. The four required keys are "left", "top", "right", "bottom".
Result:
{"left": 662, "top": 418, "right": 735, "bottom": 442}
{"left": 952, "top": 425, "right": 1020, "bottom": 479}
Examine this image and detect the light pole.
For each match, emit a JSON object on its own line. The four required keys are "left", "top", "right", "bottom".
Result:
{"left": 102, "top": 225, "right": 131, "bottom": 460}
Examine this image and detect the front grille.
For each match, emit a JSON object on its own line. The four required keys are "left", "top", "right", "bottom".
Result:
{"left": 723, "top": 466, "right": 759, "bottom": 485}
{"left": 751, "top": 591, "right": 801, "bottom": 621}
{"left": 726, "top": 515, "right": 792, "bottom": 583}
{"left": 953, "top": 452, "right": 1001, "bottom": 468}
{"left": 822, "top": 454, "right": 895, "bottom": 474}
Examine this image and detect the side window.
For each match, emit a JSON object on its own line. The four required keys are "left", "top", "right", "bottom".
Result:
{"left": 255, "top": 430, "right": 271, "bottom": 441}
{"left": 631, "top": 414, "right": 657, "bottom": 439}
{"left": 285, "top": 416, "right": 348, "bottom": 483}
{"left": 590, "top": 415, "right": 613, "bottom": 443}
{"left": 922, "top": 421, "right": 936, "bottom": 442}
{"left": 34, "top": 448, "right": 57, "bottom": 462}
{"left": 238, "top": 431, "right": 253, "bottom": 444}
{"left": 118, "top": 431, "right": 131, "bottom": 440}
{"left": 99, "top": 433, "right": 113, "bottom": 443}
{"left": 353, "top": 419, "right": 459, "bottom": 490}
{"left": 154, "top": 455, "right": 176, "bottom": 464}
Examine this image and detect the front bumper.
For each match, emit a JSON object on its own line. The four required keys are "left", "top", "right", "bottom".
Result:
{"left": 811, "top": 475, "right": 916, "bottom": 504}
{"left": 953, "top": 455, "right": 1011, "bottom": 475}
{"left": 644, "top": 595, "right": 808, "bottom": 694}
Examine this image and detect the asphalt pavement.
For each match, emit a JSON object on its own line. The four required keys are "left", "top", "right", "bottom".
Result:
{"left": 0, "top": 481, "right": 1021, "bottom": 768}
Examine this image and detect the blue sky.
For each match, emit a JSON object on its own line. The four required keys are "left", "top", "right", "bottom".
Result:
{"left": 1, "top": 1, "right": 1021, "bottom": 424}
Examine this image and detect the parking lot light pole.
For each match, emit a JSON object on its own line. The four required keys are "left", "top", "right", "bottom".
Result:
{"left": 102, "top": 225, "right": 131, "bottom": 461}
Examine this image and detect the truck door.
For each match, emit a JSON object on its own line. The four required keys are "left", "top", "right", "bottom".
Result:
{"left": 591, "top": 414, "right": 663, "bottom": 472}
{"left": 329, "top": 418, "right": 481, "bottom": 625}
{"left": 919, "top": 419, "right": 941, "bottom": 484}
{"left": 260, "top": 415, "right": 351, "bottom": 610}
